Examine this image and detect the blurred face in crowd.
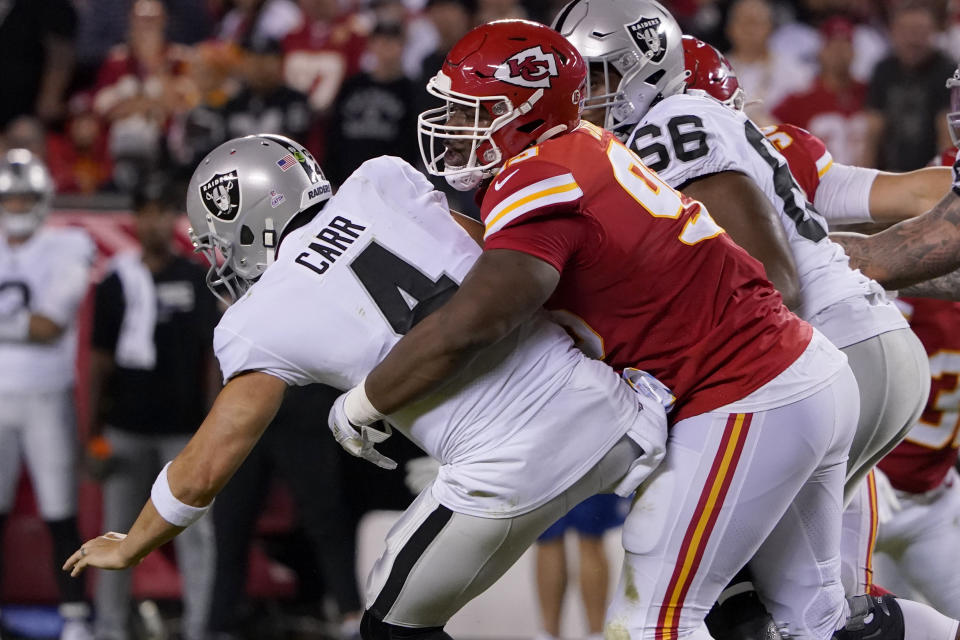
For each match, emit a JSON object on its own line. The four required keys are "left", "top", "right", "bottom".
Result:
{"left": 299, "top": 0, "right": 340, "bottom": 22}
{"left": 428, "top": 1, "right": 472, "bottom": 50}
{"left": 890, "top": 7, "right": 937, "bottom": 68}
{"left": 243, "top": 51, "right": 284, "bottom": 93}
{"left": 4, "top": 117, "right": 46, "bottom": 158}
{"left": 726, "top": 0, "right": 773, "bottom": 56}
{"left": 819, "top": 33, "right": 854, "bottom": 79}
{"left": 135, "top": 202, "right": 177, "bottom": 255}
{"left": 129, "top": 0, "right": 167, "bottom": 53}
{"left": 369, "top": 31, "right": 406, "bottom": 78}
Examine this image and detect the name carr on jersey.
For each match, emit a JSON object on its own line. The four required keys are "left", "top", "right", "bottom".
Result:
{"left": 295, "top": 216, "right": 367, "bottom": 276}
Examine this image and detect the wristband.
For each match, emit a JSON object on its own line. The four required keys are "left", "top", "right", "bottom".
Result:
{"left": 343, "top": 379, "right": 386, "bottom": 426}
{"left": 150, "top": 462, "right": 212, "bottom": 528}
{"left": 0, "top": 309, "right": 30, "bottom": 342}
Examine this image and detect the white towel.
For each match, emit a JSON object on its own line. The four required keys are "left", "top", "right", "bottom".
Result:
{"left": 111, "top": 251, "right": 157, "bottom": 370}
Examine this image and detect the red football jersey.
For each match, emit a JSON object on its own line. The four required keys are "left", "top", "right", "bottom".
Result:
{"left": 283, "top": 15, "right": 367, "bottom": 112}
{"left": 771, "top": 79, "right": 868, "bottom": 165}
{"left": 878, "top": 297, "right": 960, "bottom": 493}
{"left": 761, "top": 123, "right": 833, "bottom": 201}
{"left": 480, "top": 123, "right": 812, "bottom": 421}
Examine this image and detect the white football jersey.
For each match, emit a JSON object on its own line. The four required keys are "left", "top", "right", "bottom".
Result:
{"left": 628, "top": 94, "right": 907, "bottom": 348}
{"left": 215, "top": 156, "right": 651, "bottom": 518}
{"left": 0, "top": 227, "right": 94, "bottom": 392}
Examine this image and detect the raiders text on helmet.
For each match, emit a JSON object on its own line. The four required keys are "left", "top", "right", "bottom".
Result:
{"left": 418, "top": 19, "right": 586, "bottom": 191}
{"left": 186, "top": 134, "right": 332, "bottom": 304}
{"left": 553, "top": 0, "right": 686, "bottom": 131}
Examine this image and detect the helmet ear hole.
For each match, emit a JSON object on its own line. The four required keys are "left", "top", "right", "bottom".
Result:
{"left": 645, "top": 69, "right": 666, "bottom": 86}
{"left": 517, "top": 119, "right": 545, "bottom": 134}
{"left": 240, "top": 225, "right": 255, "bottom": 246}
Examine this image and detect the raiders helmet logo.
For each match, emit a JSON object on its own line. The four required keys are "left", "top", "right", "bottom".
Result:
{"left": 627, "top": 16, "right": 668, "bottom": 63}
{"left": 199, "top": 170, "right": 240, "bottom": 221}
{"left": 494, "top": 46, "right": 559, "bottom": 89}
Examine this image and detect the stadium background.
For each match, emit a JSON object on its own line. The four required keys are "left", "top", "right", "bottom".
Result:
{"left": 0, "top": 0, "right": 956, "bottom": 638}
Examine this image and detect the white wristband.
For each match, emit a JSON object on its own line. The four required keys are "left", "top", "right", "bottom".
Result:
{"left": 150, "top": 462, "right": 212, "bottom": 528}
{"left": 0, "top": 309, "right": 30, "bottom": 342}
{"left": 343, "top": 379, "right": 386, "bottom": 426}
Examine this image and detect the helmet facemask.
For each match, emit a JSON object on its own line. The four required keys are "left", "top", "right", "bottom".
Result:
{"left": 948, "top": 68, "right": 960, "bottom": 147}
{"left": 0, "top": 149, "right": 53, "bottom": 239}
{"left": 419, "top": 74, "right": 527, "bottom": 191}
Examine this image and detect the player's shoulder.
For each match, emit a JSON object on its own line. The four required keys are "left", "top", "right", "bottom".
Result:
{"left": 352, "top": 155, "right": 427, "bottom": 189}
{"left": 481, "top": 145, "right": 582, "bottom": 213}
{"left": 764, "top": 123, "right": 828, "bottom": 157}
{"left": 646, "top": 92, "right": 741, "bottom": 126}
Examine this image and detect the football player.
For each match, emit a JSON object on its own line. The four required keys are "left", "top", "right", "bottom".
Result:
{"left": 554, "top": 0, "right": 928, "bottom": 509}
{"left": 336, "top": 19, "right": 867, "bottom": 640}
{"left": 0, "top": 150, "right": 95, "bottom": 639}
{"left": 63, "top": 134, "right": 673, "bottom": 639}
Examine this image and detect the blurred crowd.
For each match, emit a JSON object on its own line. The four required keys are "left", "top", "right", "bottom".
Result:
{"left": 3, "top": 0, "right": 960, "bottom": 638}
{"left": 2, "top": 0, "right": 960, "bottom": 202}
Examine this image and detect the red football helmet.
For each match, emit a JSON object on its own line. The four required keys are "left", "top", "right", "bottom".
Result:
{"left": 418, "top": 19, "right": 586, "bottom": 191}
{"left": 682, "top": 35, "right": 744, "bottom": 111}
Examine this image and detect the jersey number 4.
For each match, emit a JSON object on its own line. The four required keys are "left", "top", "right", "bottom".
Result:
{"left": 350, "top": 241, "right": 459, "bottom": 335}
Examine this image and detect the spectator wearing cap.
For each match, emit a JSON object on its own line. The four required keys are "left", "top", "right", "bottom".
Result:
{"left": 326, "top": 21, "right": 419, "bottom": 186}
{"left": 725, "top": 0, "right": 815, "bottom": 124}
{"left": 88, "top": 177, "right": 218, "bottom": 640}
{"left": 772, "top": 16, "right": 870, "bottom": 166}
{"left": 219, "top": 36, "right": 312, "bottom": 141}
{"left": 864, "top": 0, "right": 955, "bottom": 171}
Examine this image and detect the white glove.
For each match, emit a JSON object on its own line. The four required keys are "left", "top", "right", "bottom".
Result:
{"left": 328, "top": 392, "right": 397, "bottom": 470}
{"left": 404, "top": 456, "right": 440, "bottom": 495}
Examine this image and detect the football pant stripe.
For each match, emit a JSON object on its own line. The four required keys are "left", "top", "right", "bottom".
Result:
{"left": 656, "top": 412, "right": 753, "bottom": 640}
{"left": 864, "top": 469, "right": 879, "bottom": 593}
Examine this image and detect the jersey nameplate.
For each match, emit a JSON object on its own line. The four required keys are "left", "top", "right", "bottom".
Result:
{"left": 295, "top": 216, "right": 367, "bottom": 276}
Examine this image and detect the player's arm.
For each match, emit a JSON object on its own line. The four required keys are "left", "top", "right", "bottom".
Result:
{"left": 64, "top": 371, "right": 287, "bottom": 575}
{"left": 681, "top": 171, "right": 801, "bottom": 310}
{"left": 898, "top": 269, "right": 960, "bottom": 300}
{"left": 867, "top": 167, "right": 952, "bottom": 222}
{"left": 831, "top": 188, "right": 960, "bottom": 291}
{"left": 362, "top": 249, "right": 560, "bottom": 414}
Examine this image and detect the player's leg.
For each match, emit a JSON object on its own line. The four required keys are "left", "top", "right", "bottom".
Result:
{"left": 20, "top": 390, "right": 91, "bottom": 634}
{"left": 570, "top": 493, "right": 624, "bottom": 639}
{"left": 606, "top": 367, "right": 859, "bottom": 640}
{"left": 878, "top": 468, "right": 960, "bottom": 618}
{"left": 840, "top": 329, "right": 929, "bottom": 502}
{"left": 535, "top": 517, "right": 569, "bottom": 639}
{"left": 161, "top": 434, "right": 215, "bottom": 640}
{"left": 93, "top": 427, "right": 156, "bottom": 640}
{"left": 360, "top": 436, "right": 641, "bottom": 639}
{"left": 840, "top": 471, "right": 880, "bottom": 596}
{"left": 0, "top": 390, "right": 24, "bottom": 628}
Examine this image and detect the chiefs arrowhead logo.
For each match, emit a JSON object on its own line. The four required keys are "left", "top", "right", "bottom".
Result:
{"left": 494, "top": 46, "right": 559, "bottom": 89}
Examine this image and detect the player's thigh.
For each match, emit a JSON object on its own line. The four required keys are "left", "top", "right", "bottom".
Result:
{"left": 20, "top": 390, "right": 77, "bottom": 520}
{"left": 841, "top": 329, "right": 929, "bottom": 497}
{"left": 894, "top": 470, "right": 960, "bottom": 617}
{"left": 367, "top": 436, "right": 640, "bottom": 627}
{"left": 609, "top": 375, "right": 855, "bottom": 640}
{"left": 0, "top": 395, "right": 23, "bottom": 514}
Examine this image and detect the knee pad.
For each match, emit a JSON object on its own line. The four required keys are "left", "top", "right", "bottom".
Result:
{"left": 834, "top": 595, "right": 904, "bottom": 640}
{"left": 360, "top": 610, "right": 452, "bottom": 640}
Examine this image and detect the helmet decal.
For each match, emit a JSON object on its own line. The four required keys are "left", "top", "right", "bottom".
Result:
{"left": 199, "top": 170, "right": 240, "bottom": 221}
{"left": 627, "top": 16, "right": 667, "bottom": 63}
{"left": 495, "top": 46, "right": 559, "bottom": 88}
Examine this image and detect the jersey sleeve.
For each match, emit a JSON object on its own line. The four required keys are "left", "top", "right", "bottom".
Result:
{"left": 91, "top": 273, "right": 124, "bottom": 353}
{"left": 763, "top": 124, "right": 832, "bottom": 201}
{"left": 480, "top": 156, "right": 589, "bottom": 270}
{"left": 213, "top": 321, "right": 310, "bottom": 387}
{"left": 34, "top": 229, "right": 94, "bottom": 327}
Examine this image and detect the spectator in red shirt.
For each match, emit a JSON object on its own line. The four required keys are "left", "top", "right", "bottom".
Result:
{"left": 46, "top": 95, "right": 114, "bottom": 194}
{"left": 773, "top": 16, "right": 870, "bottom": 166}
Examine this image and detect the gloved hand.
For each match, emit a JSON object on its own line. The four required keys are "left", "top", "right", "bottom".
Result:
{"left": 328, "top": 392, "right": 397, "bottom": 470}
{"left": 404, "top": 456, "right": 440, "bottom": 495}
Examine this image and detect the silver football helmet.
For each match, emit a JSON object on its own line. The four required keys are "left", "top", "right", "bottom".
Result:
{"left": 0, "top": 149, "right": 54, "bottom": 239}
{"left": 947, "top": 67, "right": 960, "bottom": 147}
{"left": 186, "top": 134, "right": 332, "bottom": 304}
{"left": 553, "top": 0, "right": 686, "bottom": 132}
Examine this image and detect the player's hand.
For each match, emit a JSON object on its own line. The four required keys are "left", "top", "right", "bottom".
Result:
{"left": 328, "top": 394, "right": 397, "bottom": 470}
{"left": 62, "top": 532, "right": 137, "bottom": 577}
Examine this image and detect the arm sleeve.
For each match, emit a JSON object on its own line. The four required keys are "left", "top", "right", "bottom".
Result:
{"left": 91, "top": 274, "right": 124, "bottom": 353}
{"left": 33, "top": 233, "right": 94, "bottom": 327}
{"left": 813, "top": 163, "right": 879, "bottom": 224}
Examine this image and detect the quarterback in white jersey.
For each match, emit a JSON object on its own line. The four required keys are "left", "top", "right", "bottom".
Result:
{"left": 65, "top": 135, "right": 669, "bottom": 636}
{"left": 554, "top": 0, "right": 927, "bottom": 503}
{"left": 0, "top": 149, "right": 95, "bottom": 638}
